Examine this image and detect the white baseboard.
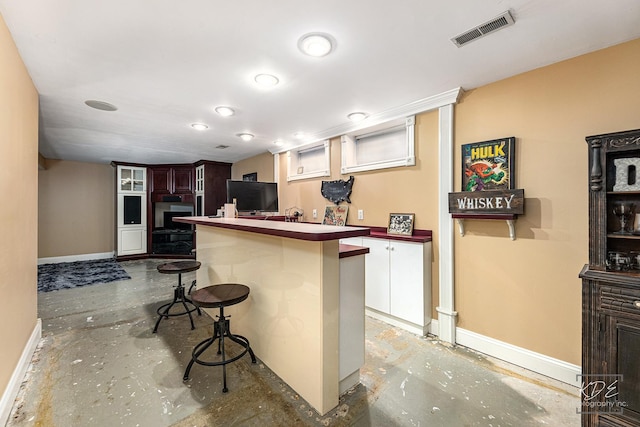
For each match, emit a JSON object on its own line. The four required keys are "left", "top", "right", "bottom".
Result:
{"left": 339, "top": 370, "right": 360, "bottom": 395}
{"left": 0, "top": 319, "right": 42, "bottom": 427}
{"left": 365, "top": 308, "right": 430, "bottom": 336}
{"left": 37, "top": 251, "right": 116, "bottom": 265}
{"left": 455, "top": 327, "right": 581, "bottom": 387}
{"left": 425, "top": 319, "right": 578, "bottom": 387}
{"left": 429, "top": 318, "right": 439, "bottom": 336}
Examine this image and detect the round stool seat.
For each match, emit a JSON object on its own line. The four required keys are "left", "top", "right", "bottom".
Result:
{"left": 157, "top": 260, "right": 201, "bottom": 274}
{"left": 152, "top": 260, "right": 202, "bottom": 333}
{"left": 190, "top": 284, "right": 250, "bottom": 308}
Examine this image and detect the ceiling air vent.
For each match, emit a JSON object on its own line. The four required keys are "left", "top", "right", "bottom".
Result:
{"left": 215, "top": 145, "right": 230, "bottom": 149}
{"left": 451, "top": 11, "right": 515, "bottom": 47}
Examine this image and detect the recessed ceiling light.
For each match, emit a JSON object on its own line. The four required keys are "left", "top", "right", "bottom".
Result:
{"left": 191, "top": 123, "right": 209, "bottom": 130}
{"left": 236, "top": 133, "right": 254, "bottom": 141}
{"left": 293, "top": 132, "right": 306, "bottom": 139}
{"left": 254, "top": 74, "right": 279, "bottom": 87}
{"left": 215, "top": 106, "right": 235, "bottom": 117}
{"left": 85, "top": 100, "right": 117, "bottom": 111}
{"left": 273, "top": 140, "right": 284, "bottom": 146}
{"left": 347, "top": 112, "right": 368, "bottom": 122}
{"left": 298, "top": 33, "right": 334, "bottom": 57}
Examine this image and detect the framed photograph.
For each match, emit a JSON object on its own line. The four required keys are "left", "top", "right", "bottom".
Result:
{"left": 243, "top": 172, "right": 257, "bottom": 181}
{"left": 462, "top": 136, "right": 515, "bottom": 192}
{"left": 388, "top": 213, "right": 415, "bottom": 236}
{"left": 322, "top": 205, "right": 349, "bottom": 226}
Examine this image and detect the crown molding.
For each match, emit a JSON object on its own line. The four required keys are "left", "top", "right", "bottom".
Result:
{"left": 269, "top": 87, "right": 464, "bottom": 155}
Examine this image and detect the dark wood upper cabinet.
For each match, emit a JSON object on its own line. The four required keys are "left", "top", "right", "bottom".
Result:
{"left": 150, "top": 165, "right": 194, "bottom": 201}
{"left": 151, "top": 167, "right": 172, "bottom": 195}
{"left": 580, "top": 128, "right": 640, "bottom": 427}
{"left": 173, "top": 167, "right": 193, "bottom": 194}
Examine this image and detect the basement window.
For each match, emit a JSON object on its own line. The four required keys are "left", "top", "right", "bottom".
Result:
{"left": 287, "top": 140, "right": 330, "bottom": 182}
{"left": 341, "top": 116, "right": 415, "bottom": 174}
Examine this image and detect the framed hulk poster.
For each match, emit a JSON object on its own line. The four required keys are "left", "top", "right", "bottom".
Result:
{"left": 462, "top": 137, "right": 515, "bottom": 192}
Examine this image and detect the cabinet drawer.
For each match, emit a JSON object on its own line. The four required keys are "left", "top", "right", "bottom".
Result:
{"left": 599, "top": 285, "right": 640, "bottom": 317}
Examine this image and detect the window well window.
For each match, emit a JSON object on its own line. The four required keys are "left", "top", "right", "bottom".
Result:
{"left": 341, "top": 116, "right": 415, "bottom": 174}
{"left": 287, "top": 140, "right": 330, "bottom": 182}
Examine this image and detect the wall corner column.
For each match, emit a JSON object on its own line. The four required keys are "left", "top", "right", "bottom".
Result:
{"left": 437, "top": 103, "right": 458, "bottom": 343}
{"left": 273, "top": 152, "right": 279, "bottom": 184}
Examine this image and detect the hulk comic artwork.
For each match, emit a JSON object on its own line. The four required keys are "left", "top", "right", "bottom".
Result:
{"left": 462, "top": 137, "right": 514, "bottom": 192}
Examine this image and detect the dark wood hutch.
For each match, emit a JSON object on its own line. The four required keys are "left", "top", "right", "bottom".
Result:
{"left": 580, "top": 128, "right": 640, "bottom": 426}
{"left": 111, "top": 160, "right": 231, "bottom": 260}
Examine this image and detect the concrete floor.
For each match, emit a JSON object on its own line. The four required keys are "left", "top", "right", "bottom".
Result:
{"left": 7, "top": 258, "right": 580, "bottom": 426}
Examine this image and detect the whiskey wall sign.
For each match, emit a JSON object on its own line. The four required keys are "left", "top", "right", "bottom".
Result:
{"left": 448, "top": 189, "right": 524, "bottom": 215}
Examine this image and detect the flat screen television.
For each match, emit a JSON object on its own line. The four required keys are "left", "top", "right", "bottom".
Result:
{"left": 226, "top": 180, "right": 278, "bottom": 213}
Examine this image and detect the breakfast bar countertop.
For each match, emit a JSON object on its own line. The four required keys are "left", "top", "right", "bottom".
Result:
{"left": 175, "top": 216, "right": 371, "bottom": 241}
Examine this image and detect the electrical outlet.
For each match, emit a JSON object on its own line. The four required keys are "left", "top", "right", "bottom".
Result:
{"left": 313, "top": 209, "right": 318, "bottom": 219}
{"left": 358, "top": 209, "right": 364, "bottom": 220}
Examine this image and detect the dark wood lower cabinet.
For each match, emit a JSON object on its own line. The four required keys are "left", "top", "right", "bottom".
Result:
{"left": 580, "top": 268, "right": 640, "bottom": 427}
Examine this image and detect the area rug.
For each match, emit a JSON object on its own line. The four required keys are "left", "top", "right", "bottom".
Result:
{"left": 37, "top": 258, "right": 131, "bottom": 293}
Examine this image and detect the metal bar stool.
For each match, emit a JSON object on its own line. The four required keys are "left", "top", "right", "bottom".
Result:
{"left": 183, "top": 283, "right": 257, "bottom": 393}
{"left": 153, "top": 260, "right": 202, "bottom": 333}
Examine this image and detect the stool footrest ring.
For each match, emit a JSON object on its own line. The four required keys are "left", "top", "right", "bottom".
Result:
{"left": 183, "top": 314, "right": 257, "bottom": 393}
{"left": 188, "top": 334, "right": 253, "bottom": 367}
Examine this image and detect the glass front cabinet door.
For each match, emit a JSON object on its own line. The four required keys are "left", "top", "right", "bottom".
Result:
{"left": 116, "top": 165, "right": 147, "bottom": 256}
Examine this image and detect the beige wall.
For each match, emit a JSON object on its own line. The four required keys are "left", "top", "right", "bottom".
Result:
{"left": 231, "top": 152, "right": 275, "bottom": 182}
{"left": 278, "top": 111, "right": 439, "bottom": 230}
{"left": 454, "top": 38, "right": 640, "bottom": 365}
{"left": 249, "top": 38, "right": 640, "bottom": 366}
{"left": 277, "top": 111, "right": 441, "bottom": 310}
{"left": 36, "top": 152, "right": 270, "bottom": 260}
{"left": 38, "top": 160, "right": 115, "bottom": 259}
{"left": 0, "top": 14, "right": 39, "bottom": 404}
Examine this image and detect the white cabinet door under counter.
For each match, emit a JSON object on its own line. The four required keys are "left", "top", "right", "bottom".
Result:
{"left": 348, "top": 228, "right": 432, "bottom": 336}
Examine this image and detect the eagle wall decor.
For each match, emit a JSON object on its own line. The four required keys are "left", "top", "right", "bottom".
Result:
{"left": 321, "top": 176, "right": 354, "bottom": 204}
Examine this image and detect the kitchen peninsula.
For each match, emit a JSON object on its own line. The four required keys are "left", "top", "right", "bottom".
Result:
{"left": 175, "top": 216, "right": 370, "bottom": 415}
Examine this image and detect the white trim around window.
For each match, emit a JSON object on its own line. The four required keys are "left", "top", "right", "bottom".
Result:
{"left": 287, "top": 139, "right": 331, "bottom": 182}
{"left": 341, "top": 116, "right": 415, "bottom": 174}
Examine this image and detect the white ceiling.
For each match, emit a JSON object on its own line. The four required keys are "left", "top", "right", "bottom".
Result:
{"left": 1, "top": 0, "right": 639, "bottom": 166}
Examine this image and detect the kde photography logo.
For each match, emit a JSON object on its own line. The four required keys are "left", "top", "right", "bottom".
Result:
{"left": 578, "top": 374, "right": 628, "bottom": 414}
